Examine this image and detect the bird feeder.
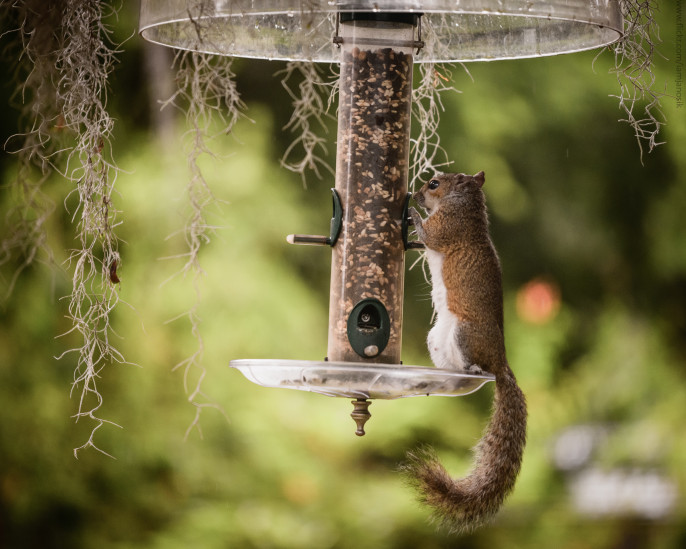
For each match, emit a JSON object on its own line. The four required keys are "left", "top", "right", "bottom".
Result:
{"left": 139, "top": 0, "right": 623, "bottom": 435}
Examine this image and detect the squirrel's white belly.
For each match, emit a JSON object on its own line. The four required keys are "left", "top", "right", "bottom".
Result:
{"left": 424, "top": 249, "right": 467, "bottom": 371}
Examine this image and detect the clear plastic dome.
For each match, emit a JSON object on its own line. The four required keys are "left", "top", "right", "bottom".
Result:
{"left": 139, "top": 0, "right": 623, "bottom": 62}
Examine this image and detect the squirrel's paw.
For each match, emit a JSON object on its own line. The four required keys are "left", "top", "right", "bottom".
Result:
{"left": 408, "top": 207, "right": 422, "bottom": 227}
{"left": 463, "top": 364, "right": 488, "bottom": 376}
{"left": 408, "top": 208, "right": 426, "bottom": 240}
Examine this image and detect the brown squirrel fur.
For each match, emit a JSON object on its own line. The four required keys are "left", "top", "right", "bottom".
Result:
{"left": 405, "top": 171, "right": 527, "bottom": 532}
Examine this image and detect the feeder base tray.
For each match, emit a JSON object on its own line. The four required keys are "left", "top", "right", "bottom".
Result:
{"left": 229, "top": 359, "right": 494, "bottom": 400}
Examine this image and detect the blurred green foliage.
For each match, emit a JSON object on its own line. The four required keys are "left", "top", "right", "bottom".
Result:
{"left": 1, "top": 2, "right": 686, "bottom": 548}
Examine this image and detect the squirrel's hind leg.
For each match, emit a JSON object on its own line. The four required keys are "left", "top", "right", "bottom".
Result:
{"left": 428, "top": 316, "right": 469, "bottom": 371}
{"left": 462, "top": 364, "right": 488, "bottom": 376}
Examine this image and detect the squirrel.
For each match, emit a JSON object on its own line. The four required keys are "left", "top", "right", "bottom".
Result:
{"left": 405, "top": 170, "right": 527, "bottom": 533}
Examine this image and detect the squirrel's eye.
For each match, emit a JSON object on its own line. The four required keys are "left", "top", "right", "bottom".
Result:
{"left": 428, "top": 179, "right": 440, "bottom": 190}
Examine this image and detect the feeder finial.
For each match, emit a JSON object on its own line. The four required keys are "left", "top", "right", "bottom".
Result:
{"left": 350, "top": 398, "right": 372, "bottom": 436}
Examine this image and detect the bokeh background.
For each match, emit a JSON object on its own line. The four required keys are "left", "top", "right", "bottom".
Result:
{"left": 1, "top": 2, "right": 685, "bottom": 548}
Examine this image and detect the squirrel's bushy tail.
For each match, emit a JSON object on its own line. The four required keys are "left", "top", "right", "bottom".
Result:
{"left": 403, "top": 367, "right": 527, "bottom": 533}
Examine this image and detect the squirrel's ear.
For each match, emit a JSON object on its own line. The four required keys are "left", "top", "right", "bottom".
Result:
{"left": 474, "top": 171, "right": 485, "bottom": 187}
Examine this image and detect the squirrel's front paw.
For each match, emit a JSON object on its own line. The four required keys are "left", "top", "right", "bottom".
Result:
{"left": 408, "top": 207, "right": 424, "bottom": 234}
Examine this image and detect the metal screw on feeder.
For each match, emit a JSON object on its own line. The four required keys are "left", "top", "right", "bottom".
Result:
{"left": 139, "top": 0, "right": 624, "bottom": 435}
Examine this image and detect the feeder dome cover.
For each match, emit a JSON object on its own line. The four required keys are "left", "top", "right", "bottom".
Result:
{"left": 139, "top": 0, "right": 623, "bottom": 62}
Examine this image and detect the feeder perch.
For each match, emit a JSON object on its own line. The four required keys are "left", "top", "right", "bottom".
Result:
{"left": 139, "top": 0, "right": 623, "bottom": 435}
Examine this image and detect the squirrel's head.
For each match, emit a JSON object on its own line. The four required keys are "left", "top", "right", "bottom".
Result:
{"left": 414, "top": 171, "right": 485, "bottom": 214}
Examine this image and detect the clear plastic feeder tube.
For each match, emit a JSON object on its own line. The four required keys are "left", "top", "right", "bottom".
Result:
{"left": 327, "top": 15, "right": 415, "bottom": 364}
